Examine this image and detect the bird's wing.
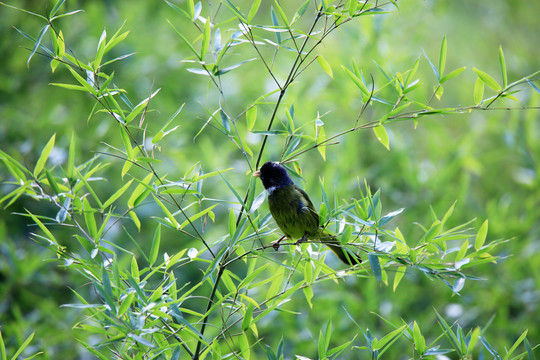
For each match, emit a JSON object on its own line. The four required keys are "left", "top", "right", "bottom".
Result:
{"left": 294, "top": 185, "right": 320, "bottom": 225}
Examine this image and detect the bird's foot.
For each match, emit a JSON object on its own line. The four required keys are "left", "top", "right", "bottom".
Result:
{"left": 295, "top": 234, "right": 308, "bottom": 246}
{"left": 271, "top": 236, "right": 286, "bottom": 251}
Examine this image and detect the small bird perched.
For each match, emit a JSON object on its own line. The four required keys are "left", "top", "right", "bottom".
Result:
{"left": 254, "top": 161, "right": 361, "bottom": 265}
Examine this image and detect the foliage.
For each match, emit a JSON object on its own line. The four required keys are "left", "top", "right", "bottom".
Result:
{"left": 1, "top": 0, "right": 539, "bottom": 359}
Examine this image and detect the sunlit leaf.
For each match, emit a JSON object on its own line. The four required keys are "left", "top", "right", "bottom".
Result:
{"left": 317, "top": 55, "right": 333, "bottom": 79}
{"left": 34, "top": 133, "right": 56, "bottom": 178}
{"left": 473, "top": 68, "right": 501, "bottom": 92}
{"left": 373, "top": 125, "right": 390, "bottom": 150}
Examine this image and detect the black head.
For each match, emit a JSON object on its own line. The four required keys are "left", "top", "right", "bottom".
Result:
{"left": 254, "top": 161, "right": 293, "bottom": 189}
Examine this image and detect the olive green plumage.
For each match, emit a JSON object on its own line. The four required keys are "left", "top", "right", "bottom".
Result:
{"left": 254, "top": 161, "right": 361, "bottom": 265}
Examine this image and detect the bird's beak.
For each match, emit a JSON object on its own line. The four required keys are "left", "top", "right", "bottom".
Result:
{"left": 253, "top": 170, "right": 261, "bottom": 177}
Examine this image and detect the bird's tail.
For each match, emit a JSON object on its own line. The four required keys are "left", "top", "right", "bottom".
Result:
{"left": 318, "top": 230, "right": 362, "bottom": 265}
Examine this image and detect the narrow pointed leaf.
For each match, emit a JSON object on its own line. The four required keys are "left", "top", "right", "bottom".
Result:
{"left": 34, "top": 133, "right": 56, "bottom": 178}
{"left": 473, "top": 68, "right": 501, "bottom": 92}
{"left": 475, "top": 219, "right": 488, "bottom": 250}
{"left": 439, "top": 36, "right": 447, "bottom": 77}
{"left": 499, "top": 46, "right": 507, "bottom": 88}
{"left": 201, "top": 18, "right": 211, "bottom": 60}
{"left": 373, "top": 125, "right": 390, "bottom": 150}
{"left": 317, "top": 55, "right": 333, "bottom": 78}
{"left": 247, "top": 0, "right": 262, "bottom": 22}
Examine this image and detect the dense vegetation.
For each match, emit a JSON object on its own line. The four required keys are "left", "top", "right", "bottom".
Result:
{"left": 1, "top": 0, "right": 539, "bottom": 359}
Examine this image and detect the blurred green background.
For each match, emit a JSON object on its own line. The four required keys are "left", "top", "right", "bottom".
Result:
{"left": 1, "top": 0, "right": 539, "bottom": 358}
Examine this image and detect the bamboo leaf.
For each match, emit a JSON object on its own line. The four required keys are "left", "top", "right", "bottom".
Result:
{"left": 499, "top": 46, "right": 508, "bottom": 88}
{"left": 373, "top": 125, "right": 390, "bottom": 150}
{"left": 474, "top": 77, "right": 484, "bottom": 105}
{"left": 439, "top": 36, "right": 447, "bottom": 77}
{"left": 127, "top": 173, "right": 154, "bottom": 209}
{"left": 475, "top": 219, "right": 488, "bottom": 250}
{"left": 149, "top": 224, "right": 161, "bottom": 266}
{"left": 246, "top": 105, "right": 257, "bottom": 131}
{"left": 440, "top": 66, "right": 466, "bottom": 84}
{"left": 342, "top": 65, "right": 369, "bottom": 96}
{"left": 317, "top": 55, "right": 333, "bottom": 79}
{"left": 368, "top": 253, "right": 382, "bottom": 282}
{"left": 102, "top": 179, "right": 134, "bottom": 209}
{"left": 247, "top": 0, "right": 262, "bottom": 23}
{"left": 241, "top": 302, "right": 254, "bottom": 331}
{"left": 201, "top": 18, "right": 211, "bottom": 60}
{"left": 273, "top": 0, "right": 289, "bottom": 26}
{"left": 28, "top": 25, "right": 50, "bottom": 67}
{"left": 473, "top": 68, "right": 501, "bottom": 92}
{"left": 34, "top": 133, "right": 56, "bottom": 178}
{"left": 95, "top": 29, "right": 107, "bottom": 69}
{"left": 179, "top": 204, "right": 218, "bottom": 229}
{"left": 167, "top": 19, "right": 200, "bottom": 59}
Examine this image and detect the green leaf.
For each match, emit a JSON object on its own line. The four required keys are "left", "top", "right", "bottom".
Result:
{"left": 368, "top": 253, "right": 382, "bottom": 282}
{"left": 201, "top": 18, "right": 211, "bottom": 60}
{"left": 82, "top": 197, "right": 97, "bottom": 239}
{"left": 499, "top": 46, "right": 508, "bottom": 88}
{"left": 49, "top": 83, "right": 87, "bottom": 91}
{"left": 127, "top": 172, "right": 154, "bottom": 209}
{"left": 475, "top": 219, "right": 488, "bottom": 250}
{"left": 246, "top": 105, "right": 257, "bottom": 131}
{"left": 473, "top": 68, "right": 501, "bottom": 92}
{"left": 373, "top": 125, "right": 390, "bottom": 150}
{"left": 125, "top": 88, "right": 161, "bottom": 123}
{"left": 273, "top": 0, "right": 289, "bottom": 26}
{"left": 241, "top": 302, "right": 254, "bottom": 331}
{"left": 393, "top": 266, "right": 406, "bottom": 291}
{"left": 455, "top": 240, "right": 469, "bottom": 263}
{"left": 187, "top": 0, "right": 195, "bottom": 19}
{"left": 423, "top": 50, "right": 439, "bottom": 80}
{"left": 440, "top": 66, "right": 466, "bottom": 84}
{"left": 56, "top": 30, "right": 65, "bottom": 58}
{"left": 167, "top": 19, "right": 200, "bottom": 59}
{"left": 44, "top": 169, "right": 61, "bottom": 196}
{"left": 439, "top": 36, "right": 447, "bottom": 77}
{"left": 34, "top": 133, "right": 56, "bottom": 178}
{"left": 179, "top": 204, "right": 218, "bottom": 229}
{"left": 49, "top": 0, "right": 66, "bottom": 18}
{"left": 104, "top": 22, "right": 130, "bottom": 54}
{"left": 219, "top": 109, "right": 230, "bottom": 133}
{"left": 66, "top": 132, "right": 76, "bottom": 181}
{"left": 474, "top": 77, "right": 484, "bottom": 105}
{"left": 9, "top": 331, "right": 35, "bottom": 360}
{"left": 247, "top": 0, "right": 261, "bottom": 23}
{"left": 149, "top": 224, "right": 161, "bottom": 266}
{"left": 373, "top": 325, "right": 407, "bottom": 350}
{"left": 65, "top": 65, "right": 97, "bottom": 95}
{"left": 131, "top": 256, "right": 140, "bottom": 280}
{"left": 228, "top": 207, "right": 236, "bottom": 238}
{"left": 412, "top": 321, "right": 426, "bottom": 354}
{"left": 270, "top": 7, "right": 281, "bottom": 43}
{"left": 102, "top": 179, "right": 134, "bottom": 209}
{"left": 317, "top": 55, "right": 333, "bottom": 79}
{"left": 423, "top": 220, "right": 441, "bottom": 243}
{"left": 342, "top": 65, "right": 369, "bottom": 96}
{"left": 223, "top": 0, "right": 247, "bottom": 22}
{"left": 303, "top": 286, "right": 313, "bottom": 309}
{"left": 95, "top": 29, "right": 107, "bottom": 69}
{"left": 118, "top": 292, "right": 134, "bottom": 316}
{"left": 28, "top": 25, "right": 50, "bottom": 68}
{"left": 318, "top": 321, "right": 332, "bottom": 359}
{"left": 215, "top": 58, "right": 256, "bottom": 76}
{"left": 527, "top": 79, "right": 540, "bottom": 95}
{"left": 296, "top": 0, "right": 311, "bottom": 17}
{"left": 503, "top": 330, "right": 528, "bottom": 360}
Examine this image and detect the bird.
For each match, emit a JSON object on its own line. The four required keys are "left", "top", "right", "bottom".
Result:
{"left": 253, "top": 161, "right": 361, "bottom": 265}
